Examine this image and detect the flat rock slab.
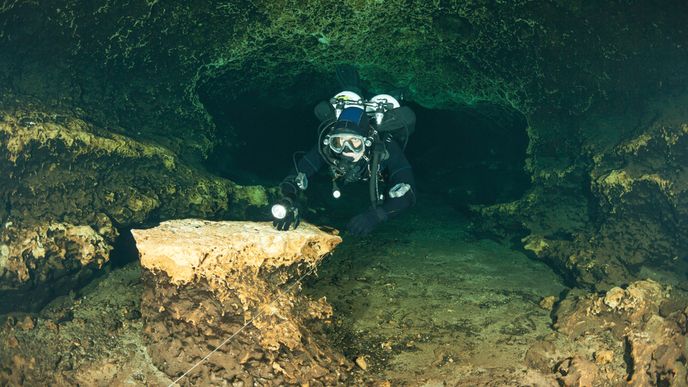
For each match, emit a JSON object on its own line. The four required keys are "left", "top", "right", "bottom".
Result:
{"left": 133, "top": 219, "right": 341, "bottom": 284}
{"left": 132, "top": 219, "right": 350, "bottom": 385}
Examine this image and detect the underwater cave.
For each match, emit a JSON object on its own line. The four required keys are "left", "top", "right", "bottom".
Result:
{"left": 1, "top": 1, "right": 688, "bottom": 386}
{"left": 199, "top": 72, "right": 531, "bottom": 215}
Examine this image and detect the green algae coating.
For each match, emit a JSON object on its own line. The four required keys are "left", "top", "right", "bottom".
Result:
{"left": 0, "top": 103, "right": 270, "bottom": 306}
{"left": 233, "top": 184, "right": 269, "bottom": 207}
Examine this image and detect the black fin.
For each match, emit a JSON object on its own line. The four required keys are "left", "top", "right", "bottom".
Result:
{"left": 335, "top": 64, "right": 362, "bottom": 94}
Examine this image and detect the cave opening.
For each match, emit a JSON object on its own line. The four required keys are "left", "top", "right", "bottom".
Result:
{"left": 200, "top": 90, "right": 320, "bottom": 185}
{"left": 199, "top": 77, "right": 531, "bottom": 213}
{"left": 197, "top": 69, "right": 332, "bottom": 186}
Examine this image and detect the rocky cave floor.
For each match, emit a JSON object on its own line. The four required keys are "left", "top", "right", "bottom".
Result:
{"left": 304, "top": 197, "right": 568, "bottom": 386}
{"left": 0, "top": 195, "right": 596, "bottom": 386}
{"left": 3, "top": 190, "right": 688, "bottom": 386}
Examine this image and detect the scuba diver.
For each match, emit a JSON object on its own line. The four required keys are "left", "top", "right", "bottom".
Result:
{"left": 271, "top": 65, "right": 417, "bottom": 236}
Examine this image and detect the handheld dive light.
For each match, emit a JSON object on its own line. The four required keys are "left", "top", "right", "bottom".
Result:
{"left": 271, "top": 203, "right": 288, "bottom": 219}
{"left": 271, "top": 197, "right": 294, "bottom": 220}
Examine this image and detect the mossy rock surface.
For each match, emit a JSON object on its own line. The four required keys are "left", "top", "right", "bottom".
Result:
{"left": 0, "top": 101, "right": 267, "bottom": 310}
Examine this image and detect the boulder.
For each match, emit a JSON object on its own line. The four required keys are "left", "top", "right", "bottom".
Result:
{"left": 133, "top": 219, "right": 350, "bottom": 385}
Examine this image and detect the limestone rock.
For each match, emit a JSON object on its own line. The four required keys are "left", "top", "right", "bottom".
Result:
{"left": 539, "top": 295, "right": 557, "bottom": 310}
{"left": 134, "top": 219, "right": 339, "bottom": 286}
{"left": 530, "top": 280, "right": 688, "bottom": 386}
{"left": 134, "top": 219, "right": 350, "bottom": 385}
{"left": 0, "top": 219, "right": 114, "bottom": 312}
{"left": 524, "top": 338, "right": 564, "bottom": 373}
{"left": 0, "top": 104, "right": 269, "bottom": 311}
{"left": 355, "top": 356, "right": 368, "bottom": 371}
{"left": 479, "top": 121, "right": 688, "bottom": 290}
{"left": 593, "top": 350, "right": 613, "bottom": 365}
{"left": 556, "top": 356, "right": 599, "bottom": 387}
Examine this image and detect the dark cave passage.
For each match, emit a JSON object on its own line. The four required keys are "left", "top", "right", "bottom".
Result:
{"left": 197, "top": 70, "right": 333, "bottom": 185}
{"left": 406, "top": 102, "right": 531, "bottom": 209}
{"left": 199, "top": 78, "right": 531, "bottom": 210}
{"left": 200, "top": 90, "right": 320, "bottom": 184}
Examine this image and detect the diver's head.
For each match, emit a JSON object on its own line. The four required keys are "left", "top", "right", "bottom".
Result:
{"left": 326, "top": 106, "right": 370, "bottom": 162}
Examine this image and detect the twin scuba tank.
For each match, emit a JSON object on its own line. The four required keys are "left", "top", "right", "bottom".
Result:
{"left": 326, "top": 90, "right": 413, "bottom": 152}
{"left": 331, "top": 91, "right": 399, "bottom": 126}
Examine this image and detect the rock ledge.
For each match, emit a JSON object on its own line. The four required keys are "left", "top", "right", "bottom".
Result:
{"left": 133, "top": 220, "right": 349, "bottom": 385}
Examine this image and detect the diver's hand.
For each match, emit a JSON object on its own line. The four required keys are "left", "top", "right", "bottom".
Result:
{"left": 272, "top": 198, "right": 300, "bottom": 231}
{"left": 347, "top": 208, "right": 388, "bottom": 236}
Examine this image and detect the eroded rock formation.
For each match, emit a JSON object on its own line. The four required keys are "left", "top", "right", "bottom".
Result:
{"left": 516, "top": 118, "right": 688, "bottom": 289}
{"left": 134, "top": 219, "right": 350, "bottom": 385}
{"left": 0, "top": 103, "right": 269, "bottom": 311}
{"left": 1, "top": 1, "right": 687, "bottom": 383}
{"left": 526, "top": 280, "right": 688, "bottom": 386}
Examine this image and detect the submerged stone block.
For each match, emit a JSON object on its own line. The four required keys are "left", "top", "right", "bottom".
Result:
{"left": 133, "top": 219, "right": 350, "bottom": 385}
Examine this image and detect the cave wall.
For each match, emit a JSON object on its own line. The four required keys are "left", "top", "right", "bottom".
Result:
{"left": 1, "top": 0, "right": 687, "bottom": 297}
{"left": 0, "top": 100, "right": 269, "bottom": 311}
{"left": 517, "top": 120, "right": 688, "bottom": 289}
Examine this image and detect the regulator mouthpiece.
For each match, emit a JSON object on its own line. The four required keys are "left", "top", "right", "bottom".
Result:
{"left": 271, "top": 204, "right": 288, "bottom": 219}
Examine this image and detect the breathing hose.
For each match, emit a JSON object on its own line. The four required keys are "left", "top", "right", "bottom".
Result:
{"left": 369, "top": 141, "right": 383, "bottom": 209}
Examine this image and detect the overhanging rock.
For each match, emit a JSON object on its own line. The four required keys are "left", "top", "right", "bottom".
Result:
{"left": 133, "top": 219, "right": 350, "bottom": 385}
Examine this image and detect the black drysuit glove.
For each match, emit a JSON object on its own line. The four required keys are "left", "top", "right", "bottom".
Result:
{"left": 272, "top": 196, "right": 300, "bottom": 231}
{"left": 347, "top": 208, "right": 388, "bottom": 236}
{"left": 273, "top": 179, "right": 301, "bottom": 231}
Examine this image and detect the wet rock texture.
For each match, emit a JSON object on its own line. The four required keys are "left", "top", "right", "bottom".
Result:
{"left": 0, "top": 263, "right": 170, "bottom": 386}
{"left": 0, "top": 104, "right": 269, "bottom": 311}
{"left": 515, "top": 119, "right": 688, "bottom": 289}
{"left": 134, "top": 220, "right": 350, "bottom": 385}
{"left": 0, "top": 1, "right": 686, "bottom": 384}
{"left": 526, "top": 280, "right": 688, "bottom": 386}
{"left": 0, "top": 220, "right": 113, "bottom": 311}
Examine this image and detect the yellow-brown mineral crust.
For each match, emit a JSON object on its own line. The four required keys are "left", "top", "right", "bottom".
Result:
{"left": 0, "top": 103, "right": 268, "bottom": 311}
{"left": 133, "top": 220, "right": 350, "bottom": 386}
{"left": 527, "top": 280, "right": 688, "bottom": 386}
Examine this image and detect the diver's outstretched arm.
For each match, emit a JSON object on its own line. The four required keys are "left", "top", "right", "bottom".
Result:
{"left": 347, "top": 140, "right": 416, "bottom": 235}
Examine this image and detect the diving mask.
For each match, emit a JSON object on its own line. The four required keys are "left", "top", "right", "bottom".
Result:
{"left": 327, "top": 133, "right": 366, "bottom": 155}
